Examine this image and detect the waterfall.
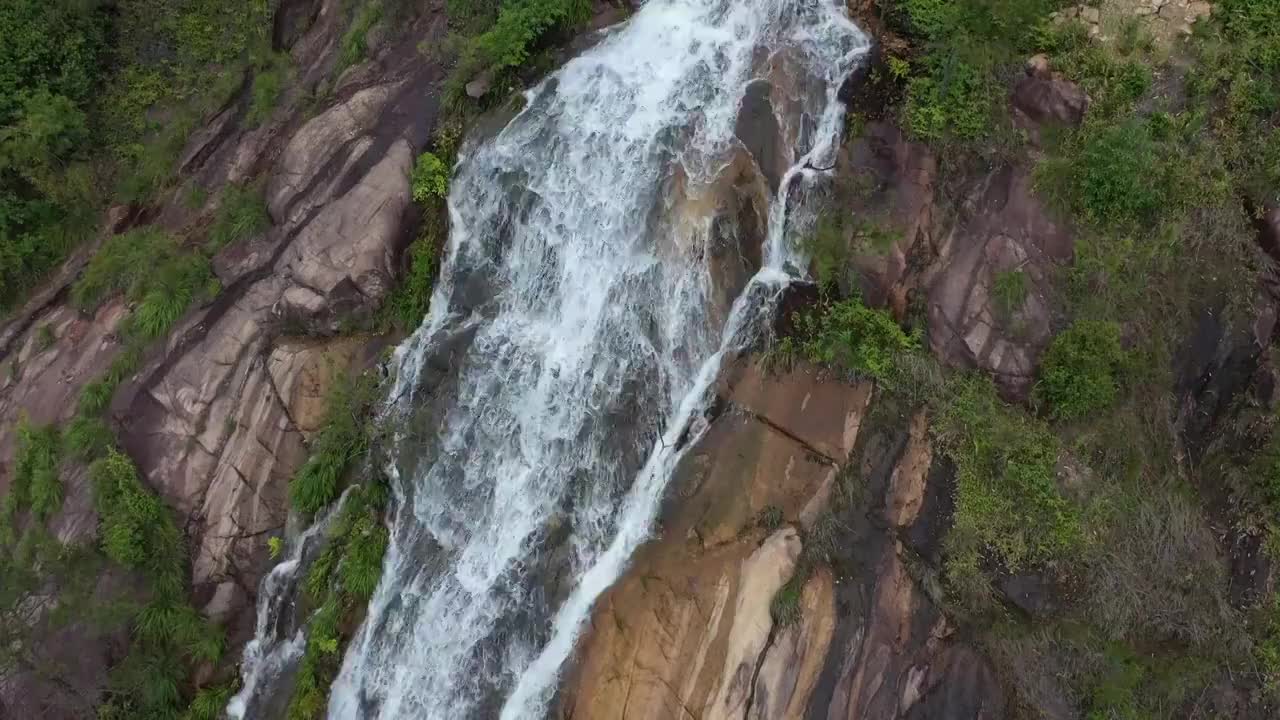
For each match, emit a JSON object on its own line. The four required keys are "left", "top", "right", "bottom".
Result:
{"left": 233, "top": 0, "right": 867, "bottom": 717}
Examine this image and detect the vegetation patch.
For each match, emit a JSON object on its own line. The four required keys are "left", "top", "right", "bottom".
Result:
{"left": 288, "top": 476, "right": 390, "bottom": 719}
{"left": 1037, "top": 320, "right": 1128, "bottom": 421}
{"left": 795, "top": 294, "right": 919, "bottom": 384}
{"left": 444, "top": 0, "right": 592, "bottom": 106}
{"left": 290, "top": 370, "right": 381, "bottom": 516}
{"left": 886, "top": 0, "right": 1058, "bottom": 147}
{"left": 208, "top": 182, "right": 271, "bottom": 250}
{"left": 933, "top": 374, "right": 1081, "bottom": 607}
{"left": 0, "top": 420, "right": 62, "bottom": 542}
{"left": 411, "top": 152, "right": 450, "bottom": 203}
{"left": 90, "top": 450, "right": 226, "bottom": 719}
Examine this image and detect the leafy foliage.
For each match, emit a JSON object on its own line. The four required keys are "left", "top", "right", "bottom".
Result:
{"left": 89, "top": 450, "right": 227, "bottom": 719}
{"left": 0, "top": 0, "right": 105, "bottom": 310}
{"left": 1037, "top": 320, "right": 1128, "bottom": 421}
{"left": 289, "top": 478, "right": 390, "bottom": 719}
{"left": 411, "top": 152, "right": 450, "bottom": 203}
{"left": 796, "top": 295, "right": 918, "bottom": 383}
{"left": 888, "top": 0, "right": 1058, "bottom": 145}
{"left": 0, "top": 420, "right": 62, "bottom": 542}
{"left": 445, "top": 0, "right": 592, "bottom": 104}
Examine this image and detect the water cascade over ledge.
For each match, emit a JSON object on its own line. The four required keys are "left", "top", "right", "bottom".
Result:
{"left": 233, "top": 1, "right": 868, "bottom": 717}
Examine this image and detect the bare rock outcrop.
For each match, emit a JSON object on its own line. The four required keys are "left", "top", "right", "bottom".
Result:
{"left": 558, "top": 358, "right": 1005, "bottom": 720}
{"left": 558, "top": 359, "right": 870, "bottom": 720}
{"left": 927, "top": 164, "right": 1074, "bottom": 400}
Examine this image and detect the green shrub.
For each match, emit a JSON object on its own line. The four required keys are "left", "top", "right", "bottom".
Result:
{"left": 64, "top": 414, "right": 114, "bottom": 461}
{"left": 1037, "top": 320, "right": 1127, "bottom": 421}
{"left": 340, "top": 514, "right": 389, "bottom": 599}
{"left": 446, "top": 0, "right": 591, "bottom": 103}
{"left": 934, "top": 374, "right": 1081, "bottom": 605}
{"left": 1063, "top": 121, "right": 1164, "bottom": 228}
{"left": 289, "top": 477, "right": 391, "bottom": 719}
{"left": 797, "top": 295, "right": 918, "bottom": 383}
{"left": 411, "top": 152, "right": 450, "bottom": 203}
{"left": 890, "top": 0, "right": 1059, "bottom": 145}
{"left": 91, "top": 450, "right": 181, "bottom": 574}
{"left": 0, "top": 420, "right": 62, "bottom": 540}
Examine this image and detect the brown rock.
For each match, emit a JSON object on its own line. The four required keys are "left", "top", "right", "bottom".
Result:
{"left": 704, "top": 527, "right": 802, "bottom": 720}
{"left": 927, "top": 166, "right": 1073, "bottom": 400}
{"left": 826, "top": 542, "right": 1005, "bottom": 720}
{"left": 885, "top": 411, "right": 932, "bottom": 528}
{"left": 558, "top": 367, "right": 871, "bottom": 720}
{"left": 724, "top": 359, "right": 873, "bottom": 462}
{"left": 1013, "top": 72, "right": 1089, "bottom": 128}
{"left": 833, "top": 122, "right": 938, "bottom": 312}
{"left": 747, "top": 568, "right": 837, "bottom": 720}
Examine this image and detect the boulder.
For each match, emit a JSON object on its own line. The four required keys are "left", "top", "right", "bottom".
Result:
{"left": 1012, "top": 61, "right": 1089, "bottom": 129}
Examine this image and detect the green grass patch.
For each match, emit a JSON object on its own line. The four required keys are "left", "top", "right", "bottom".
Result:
{"left": 0, "top": 419, "right": 62, "bottom": 543}
{"left": 934, "top": 374, "right": 1081, "bottom": 607}
{"left": 208, "top": 182, "right": 270, "bottom": 250}
{"left": 289, "top": 477, "right": 390, "bottom": 719}
{"left": 992, "top": 269, "right": 1028, "bottom": 323}
{"left": 339, "top": 1, "right": 385, "bottom": 71}
{"left": 72, "top": 226, "right": 220, "bottom": 339}
{"left": 89, "top": 449, "right": 227, "bottom": 720}
{"left": 248, "top": 52, "right": 292, "bottom": 127}
{"left": 289, "top": 370, "right": 380, "bottom": 516}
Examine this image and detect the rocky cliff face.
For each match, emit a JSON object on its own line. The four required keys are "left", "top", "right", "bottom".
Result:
{"left": 557, "top": 358, "right": 1006, "bottom": 720}
{"left": 0, "top": 0, "right": 450, "bottom": 710}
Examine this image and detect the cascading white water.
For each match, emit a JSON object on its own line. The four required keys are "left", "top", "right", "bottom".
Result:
{"left": 228, "top": 488, "right": 356, "bottom": 720}
{"left": 236, "top": 1, "right": 866, "bottom": 718}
